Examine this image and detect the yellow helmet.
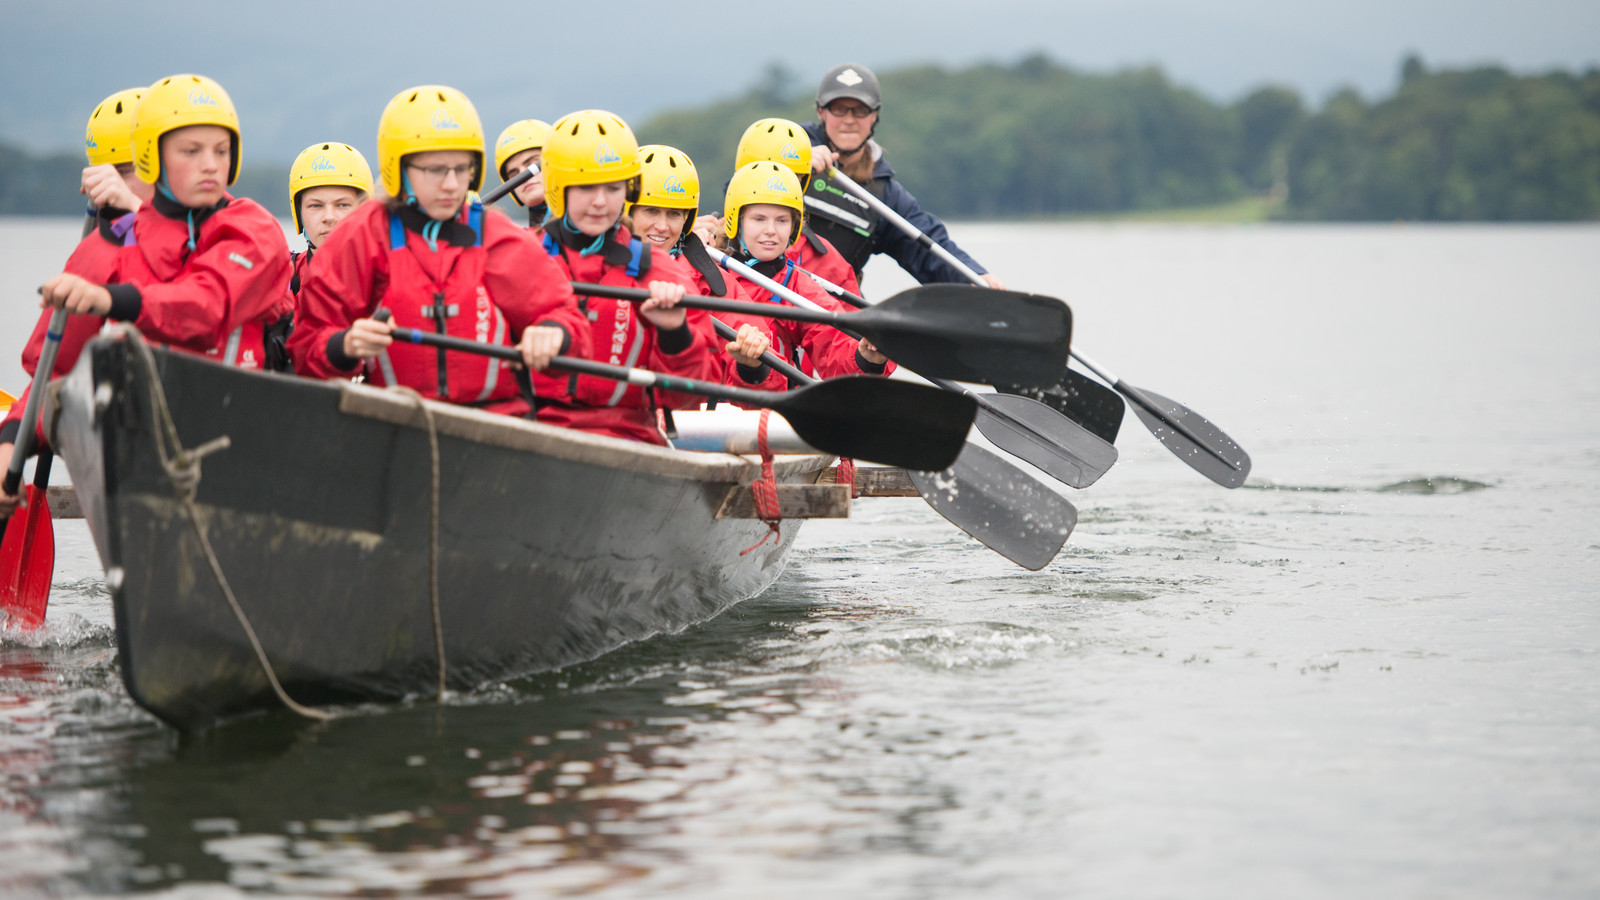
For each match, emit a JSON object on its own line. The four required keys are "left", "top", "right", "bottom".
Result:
{"left": 132, "top": 74, "right": 241, "bottom": 186}
{"left": 629, "top": 145, "right": 699, "bottom": 239}
{"left": 735, "top": 118, "right": 812, "bottom": 185}
{"left": 288, "top": 142, "right": 373, "bottom": 233}
{"left": 376, "top": 85, "right": 485, "bottom": 197}
{"left": 492, "top": 119, "right": 551, "bottom": 207}
{"left": 723, "top": 161, "right": 804, "bottom": 248}
{"left": 542, "top": 109, "right": 640, "bottom": 220}
{"left": 85, "top": 88, "right": 145, "bottom": 167}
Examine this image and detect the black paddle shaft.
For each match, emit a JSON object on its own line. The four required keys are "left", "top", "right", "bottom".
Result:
{"left": 570, "top": 280, "right": 1071, "bottom": 388}
{"left": 386, "top": 327, "right": 974, "bottom": 471}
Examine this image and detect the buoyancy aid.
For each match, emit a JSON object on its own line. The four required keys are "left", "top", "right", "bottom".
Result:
{"left": 365, "top": 203, "right": 518, "bottom": 405}
{"left": 802, "top": 169, "right": 882, "bottom": 274}
{"left": 113, "top": 191, "right": 292, "bottom": 372}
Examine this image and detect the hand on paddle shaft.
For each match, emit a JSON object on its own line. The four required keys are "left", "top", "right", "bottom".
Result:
{"left": 1, "top": 306, "right": 69, "bottom": 628}
{"left": 568, "top": 274, "right": 1073, "bottom": 388}
{"left": 384, "top": 326, "right": 975, "bottom": 472}
{"left": 716, "top": 251, "right": 1117, "bottom": 490}
{"left": 706, "top": 317, "right": 1078, "bottom": 570}
{"left": 822, "top": 167, "right": 1251, "bottom": 489}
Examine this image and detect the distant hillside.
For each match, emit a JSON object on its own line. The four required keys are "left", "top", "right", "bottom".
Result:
{"left": 642, "top": 54, "right": 1600, "bottom": 222}
{"left": 4, "top": 55, "right": 1598, "bottom": 221}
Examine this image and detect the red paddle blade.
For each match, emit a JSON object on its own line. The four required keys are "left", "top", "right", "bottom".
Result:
{"left": 0, "top": 484, "right": 55, "bottom": 629}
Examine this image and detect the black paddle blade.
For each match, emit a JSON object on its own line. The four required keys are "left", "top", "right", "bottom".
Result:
{"left": 972, "top": 393, "right": 1118, "bottom": 489}
{"left": 775, "top": 377, "right": 975, "bottom": 471}
{"left": 908, "top": 443, "right": 1077, "bottom": 570}
{"left": 1125, "top": 386, "right": 1251, "bottom": 488}
{"left": 1000, "top": 367, "right": 1126, "bottom": 444}
{"left": 858, "top": 285, "right": 1071, "bottom": 387}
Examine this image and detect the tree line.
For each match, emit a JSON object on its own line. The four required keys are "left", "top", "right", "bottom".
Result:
{"left": 3, "top": 54, "right": 1597, "bottom": 221}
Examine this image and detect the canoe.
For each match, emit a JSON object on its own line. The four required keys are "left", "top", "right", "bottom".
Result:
{"left": 47, "top": 330, "right": 836, "bottom": 731}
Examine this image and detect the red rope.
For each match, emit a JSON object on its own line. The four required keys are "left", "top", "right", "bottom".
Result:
{"left": 740, "top": 409, "right": 783, "bottom": 555}
{"left": 835, "top": 457, "right": 859, "bottom": 498}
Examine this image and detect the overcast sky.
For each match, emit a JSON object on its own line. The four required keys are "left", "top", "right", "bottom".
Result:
{"left": 2, "top": 0, "right": 1596, "bottom": 163}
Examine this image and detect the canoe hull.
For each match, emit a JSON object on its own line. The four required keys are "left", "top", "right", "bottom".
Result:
{"left": 51, "top": 335, "right": 825, "bottom": 731}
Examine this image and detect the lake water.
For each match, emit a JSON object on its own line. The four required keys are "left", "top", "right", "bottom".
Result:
{"left": 1, "top": 217, "right": 1597, "bottom": 898}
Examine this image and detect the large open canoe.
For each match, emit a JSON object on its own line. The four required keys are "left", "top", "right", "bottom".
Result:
{"left": 48, "top": 332, "right": 833, "bottom": 731}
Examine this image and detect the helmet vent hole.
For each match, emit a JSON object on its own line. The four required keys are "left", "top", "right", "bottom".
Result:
{"left": 668, "top": 157, "right": 676, "bottom": 167}
{"left": 437, "top": 91, "right": 446, "bottom": 102}
{"left": 598, "top": 124, "right": 608, "bottom": 135}
{"left": 113, "top": 102, "right": 122, "bottom": 114}
{"left": 408, "top": 91, "right": 419, "bottom": 103}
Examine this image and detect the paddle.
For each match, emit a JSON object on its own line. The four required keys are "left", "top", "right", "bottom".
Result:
{"left": 568, "top": 273, "right": 1072, "bottom": 388}
{"left": 722, "top": 254, "right": 1117, "bottom": 490}
{"left": 1, "top": 307, "right": 68, "bottom": 629}
{"left": 822, "top": 166, "right": 1251, "bottom": 488}
{"left": 384, "top": 327, "right": 975, "bottom": 472}
{"left": 705, "top": 316, "right": 1075, "bottom": 568}
{"left": 479, "top": 163, "right": 539, "bottom": 207}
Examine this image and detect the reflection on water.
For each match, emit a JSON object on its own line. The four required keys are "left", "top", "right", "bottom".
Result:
{"left": 2, "top": 221, "right": 1599, "bottom": 897}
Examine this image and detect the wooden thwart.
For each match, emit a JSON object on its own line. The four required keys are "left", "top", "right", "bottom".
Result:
{"left": 716, "top": 483, "right": 850, "bottom": 519}
{"left": 816, "top": 466, "right": 920, "bottom": 497}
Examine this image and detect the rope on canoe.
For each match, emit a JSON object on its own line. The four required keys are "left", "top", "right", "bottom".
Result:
{"left": 391, "top": 387, "right": 447, "bottom": 702}
{"left": 124, "top": 328, "right": 333, "bottom": 722}
{"left": 740, "top": 409, "right": 782, "bottom": 555}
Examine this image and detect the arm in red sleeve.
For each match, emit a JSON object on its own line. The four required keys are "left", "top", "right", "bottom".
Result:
{"left": 130, "top": 199, "right": 291, "bottom": 352}
{"left": 482, "top": 210, "right": 590, "bottom": 359}
{"left": 288, "top": 202, "right": 390, "bottom": 379}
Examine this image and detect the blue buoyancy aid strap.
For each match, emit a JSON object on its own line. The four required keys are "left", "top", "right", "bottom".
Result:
{"left": 626, "top": 237, "right": 645, "bottom": 278}
{"left": 389, "top": 211, "right": 406, "bottom": 251}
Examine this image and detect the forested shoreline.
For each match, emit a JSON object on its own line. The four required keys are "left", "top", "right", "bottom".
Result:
{"left": 3, "top": 55, "right": 1596, "bottom": 221}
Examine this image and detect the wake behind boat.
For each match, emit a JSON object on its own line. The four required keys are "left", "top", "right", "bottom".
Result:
{"left": 46, "top": 331, "right": 837, "bottom": 731}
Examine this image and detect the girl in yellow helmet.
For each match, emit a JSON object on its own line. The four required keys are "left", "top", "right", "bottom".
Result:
{"left": 627, "top": 145, "right": 778, "bottom": 390}
{"left": 287, "top": 86, "right": 588, "bottom": 416}
{"left": 715, "top": 161, "right": 892, "bottom": 389}
{"left": 492, "top": 119, "right": 551, "bottom": 228}
{"left": 528, "top": 110, "right": 715, "bottom": 446}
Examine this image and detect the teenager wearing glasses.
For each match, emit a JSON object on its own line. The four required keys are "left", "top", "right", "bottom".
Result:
{"left": 802, "top": 63, "right": 1005, "bottom": 289}
{"left": 288, "top": 85, "right": 588, "bottom": 417}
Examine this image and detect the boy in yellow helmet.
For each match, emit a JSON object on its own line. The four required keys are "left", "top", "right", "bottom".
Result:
{"left": 492, "top": 119, "right": 550, "bottom": 228}
{"left": 288, "top": 86, "right": 588, "bottom": 417}
{"left": 79, "top": 87, "right": 155, "bottom": 232}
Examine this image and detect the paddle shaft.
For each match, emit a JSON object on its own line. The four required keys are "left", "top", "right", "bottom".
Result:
{"left": 824, "top": 167, "right": 1245, "bottom": 479}
{"left": 3, "top": 308, "right": 68, "bottom": 497}
{"left": 707, "top": 317, "right": 812, "bottom": 384}
{"left": 570, "top": 281, "right": 869, "bottom": 334}
{"left": 390, "top": 327, "right": 819, "bottom": 409}
{"left": 479, "top": 163, "right": 538, "bottom": 207}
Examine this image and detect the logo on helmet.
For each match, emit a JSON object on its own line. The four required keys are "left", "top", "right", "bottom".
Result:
{"left": 766, "top": 176, "right": 788, "bottom": 192}
{"left": 663, "top": 175, "right": 686, "bottom": 195}
{"left": 311, "top": 155, "right": 337, "bottom": 173}
{"left": 594, "top": 144, "right": 622, "bottom": 165}
{"left": 432, "top": 110, "right": 461, "bottom": 131}
{"left": 86, "top": 137, "right": 99, "bottom": 149}
{"left": 781, "top": 143, "right": 801, "bottom": 161}
{"left": 188, "top": 88, "right": 219, "bottom": 107}
{"left": 836, "top": 68, "right": 864, "bottom": 87}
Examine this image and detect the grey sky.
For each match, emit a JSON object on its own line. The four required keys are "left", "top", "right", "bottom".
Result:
{"left": 2, "top": 0, "right": 1596, "bottom": 163}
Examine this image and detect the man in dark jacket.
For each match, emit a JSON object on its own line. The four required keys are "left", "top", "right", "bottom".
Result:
{"left": 803, "top": 63, "right": 1006, "bottom": 288}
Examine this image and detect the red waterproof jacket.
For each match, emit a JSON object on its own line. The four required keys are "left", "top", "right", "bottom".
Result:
{"left": 288, "top": 201, "right": 589, "bottom": 418}
{"left": 727, "top": 256, "right": 895, "bottom": 385}
{"left": 674, "top": 236, "right": 786, "bottom": 393}
{"left": 113, "top": 192, "right": 293, "bottom": 371}
{"left": 1, "top": 212, "right": 135, "bottom": 448}
{"left": 533, "top": 223, "right": 716, "bottom": 445}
